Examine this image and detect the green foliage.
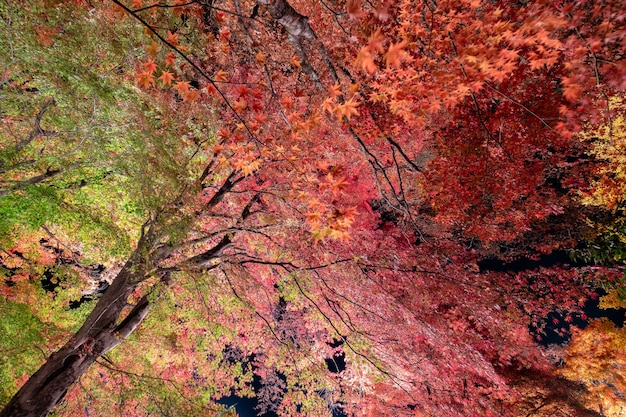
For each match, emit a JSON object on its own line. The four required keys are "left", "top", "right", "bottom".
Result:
{"left": 0, "top": 186, "right": 61, "bottom": 245}
{"left": 1, "top": 1, "right": 145, "bottom": 259}
{"left": 0, "top": 299, "right": 47, "bottom": 407}
{"left": 0, "top": 0, "right": 208, "bottom": 263}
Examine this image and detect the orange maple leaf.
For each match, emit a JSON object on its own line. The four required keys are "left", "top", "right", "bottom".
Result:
{"left": 330, "top": 82, "right": 342, "bottom": 98}
{"left": 183, "top": 89, "right": 200, "bottom": 103}
{"left": 322, "top": 98, "right": 335, "bottom": 115}
{"left": 385, "top": 41, "right": 410, "bottom": 68}
{"left": 233, "top": 99, "right": 247, "bottom": 113}
{"left": 166, "top": 30, "right": 180, "bottom": 46}
{"left": 355, "top": 48, "right": 377, "bottom": 75}
{"left": 279, "top": 95, "right": 294, "bottom": 110}
{"left": 158, "top": 71, "right": 175, "bottom": 87}
{"left": 335, "top": 98, "right": 360, "bottom": 121}
{"left": 215, "top": 70, "right": 228, "bottom": 83}
{"left": 173, "top": 81, "right": 191, "bottom": 96}
{"left": 236, "top": 158, "right": 261, "bottom": 177}
{"left": 561, "top": 77, "right": 583, "bottom": 102}
{"left": 213, "top": 143, "right": 225, "bottom": 154}
{"left": 142, "top": 59, "right": 157, "bottom": 74}
{"left": 136, "top": 71, "right": 155, "bottom": 89}
{"left": 305, "top": 211, "right": 324, "bottom": 229}
{"left": 367, "top": 29, "right": 386, "bottom": 53}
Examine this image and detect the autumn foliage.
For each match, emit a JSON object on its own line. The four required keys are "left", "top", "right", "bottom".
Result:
{"left": 1, "top": 0, "right": 625, "bottom": 416}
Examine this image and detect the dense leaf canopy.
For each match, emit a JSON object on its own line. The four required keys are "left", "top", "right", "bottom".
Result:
{"left": 1, "top": 0, "right": 625, "bottom": 416}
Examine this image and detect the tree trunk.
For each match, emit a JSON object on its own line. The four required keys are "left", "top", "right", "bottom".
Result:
{"left": 0, "top": 236, "right": 152, "bottom": 417}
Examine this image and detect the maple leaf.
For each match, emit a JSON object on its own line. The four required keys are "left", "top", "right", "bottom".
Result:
{"left": 183, "top": 89, "right": 200, "bottom": 103}
{"left": 385, "top": 41, "right": 410, "bottom": 68}
{"left": 327, "top": 227, "right": 349, "bottom": 240}
{"left": 305, "top": 210, "right": 323, "bottom": 228}
{"left": 219, "top": 28, "right": 231, "bottom": 41}
{"left": 135, "top": 71, "right": 155, "bottom": 89}
{"left": 166, "top": 30, "right": 180, "bottom": 46}
{"left": 213, "top": 143, "right": 225, "bottom": 154}
{"left": 292, "top": 55, "right": 301, "bottom": 69}
{"left": 205, "top": 83, "right": 218, "bottom": 96}
{"left": 173, "top": 81, "right": 191, "bottom": 96}
{"left": 330, "top": 82, "right": 342, "bottom": 98}
{"left": 158, "top": 71, "right": 175, "bottom": 87}
{"left": 215, "top": 70, "right": 228, "bottom": 83}
{"left": 254, "top": 113, "right": 268, "bottom": 124}
{"left": 145, "top": 40, "right": 160, "bottom": 57}
{"left": 335, "top": 98, "right": 360, "bottom": 121}
{"left": 165, "top": 52, "right": 176, "bottom": 67}
{"left": 367, "top": 29, "right": 386, "bottom": 54}
{"left": 324, "top": 172, "right": 349, "bottom": 194}
{"left": 255, "top": 52, "right": 266, "bottom": 65}
{"left": 561, "top": 77, "right": 584, "bottom": 102}
{"left": 355, "top": 47, "right": 377, "bottom": 75}
{"left": 233, "top": 99, "right": 247, "bottom": 113}
{"left": 141, "top": 59, "right": 157, "bottom": 75}
{"left": 279, "top": 95, "right": 294, "bottom": 110}
{"left": 240, "top": 158, "right": 261, "bottom": 177}
{"left": 321, "top": 98, "right": 335, "bottom": 115}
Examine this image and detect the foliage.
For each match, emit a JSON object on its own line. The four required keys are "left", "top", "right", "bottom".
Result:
{"left": 0, "top": 0, "right": 202, "bottom": 260}
{"left": 0, "top": 299, "right": 47, "bottom": 406}
{"left": 559, "top": 319, "right": 626, "bottom": 417}
{"left": 1, "top": 0, "right": 625, "bottom": 416}
{"left": 570, "top": 97, "right": 626, "bottom": 266}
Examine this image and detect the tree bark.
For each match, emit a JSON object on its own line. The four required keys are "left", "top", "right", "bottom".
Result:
{"left": 0, "top": 212, "right": 238, "bottom": 417}
{"left": 0, "top": 231, "right": 153, "bottom": 417}
{"left": 257, "top": 0, "right": 321, "bottom": 82}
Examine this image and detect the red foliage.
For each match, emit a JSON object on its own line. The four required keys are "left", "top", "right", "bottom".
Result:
{"left": 4, "top": 0, "right": 625, "bottom": 416}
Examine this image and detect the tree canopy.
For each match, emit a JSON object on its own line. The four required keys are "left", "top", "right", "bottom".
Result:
{"left": 1, "top": 0, "right": 625, "bottom": 416}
